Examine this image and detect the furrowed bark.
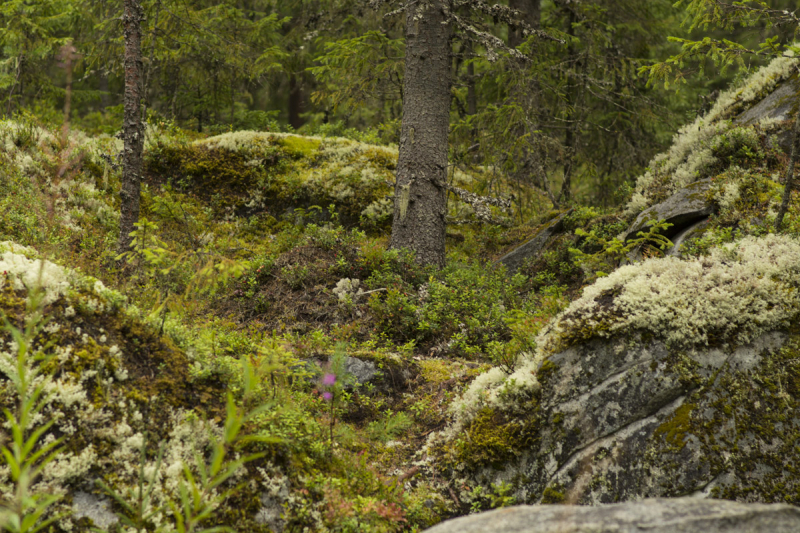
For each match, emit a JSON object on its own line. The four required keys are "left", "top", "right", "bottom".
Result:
{"left": 118, "top": 0, "right": 145, "bottom": 256}
{"left": 390, "top": 0, "right": 452, "bottom": 268}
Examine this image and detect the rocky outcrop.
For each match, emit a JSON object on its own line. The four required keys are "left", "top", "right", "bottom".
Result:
{"left": 497, "top": 210, "right": 572, "bottom": 274}
{"left": 423, "top": 498, "right": 800, "bottom": 533}
{"left": 622, "top": 179, "right": 714, "bottom": 243}
{"left": 435, "top": 235, "right": 800, "bottom": 507}
{"left": 734, "top": 76, "right": 800, "bottom": 152}
{"left": 667, "top": 218, "right": 710, "bottom": 257}
{"left": 624, "top": 54, "right": 798, "bottom": 217}
{"left": 514, "top": 331, "right": 798, "bottom": 505}
{"left": 72, "top": 492, "right": 118, "bottom": 529}
{"left": 735, "top": 76, "right": 800, "bottom": 126}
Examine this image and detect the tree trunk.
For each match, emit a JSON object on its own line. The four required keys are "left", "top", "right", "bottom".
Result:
{"left": 775, "top": 107, "right": 800, "bottom": 231}
{"left": 289, "top": 73, "right": 305, "bottom": 130}
{"left": 559, "top": 7, "right": 578, "bottom": 204}
{"left": 117, "top": 0, "right": 145, "bottom": 256}
{"left": 508, "top": 0, "right": 548, "bottom": 207}
{"left": 467, "top": 59, "right": 477, "bottom": 116}
{"left": 509, "top": 0, "right": 541, "bottom": 48}
{"left": 389, "top": 0, "right": 451, "bottom": 268}
{"left": 99, "top": 69, "right": 110, "bottom": 109}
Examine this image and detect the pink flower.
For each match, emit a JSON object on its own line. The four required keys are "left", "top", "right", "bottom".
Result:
{"left": 322, "top": 373, "right": 336, "bottom": 386}
{"left": 322, "top": 391, "right": 333, "bottom": 401}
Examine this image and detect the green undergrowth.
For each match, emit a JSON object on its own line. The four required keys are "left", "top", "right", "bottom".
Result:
{"left": 4, "top": 101, "right": 799, "bottom": 530}
{"left": 0, "top": 119, "right": 560, "bottom": 531}
{"left": 421, "top": 75, "right": 800, "bottom": 501}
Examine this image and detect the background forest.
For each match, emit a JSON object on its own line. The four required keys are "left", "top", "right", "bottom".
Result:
{"left": 3, "top": 1, "right": 800, "bottom": 533}
{"left": 7, "top": 0, "right": 793, "bottom": 206}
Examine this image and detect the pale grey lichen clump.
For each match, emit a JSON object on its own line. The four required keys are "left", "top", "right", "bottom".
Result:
{"left": 539, "top": 233, "right": 800, "bottom": 354}
{"left": 0, "top": 121, "right": 122, "bottom": 234}
{"left": 0, "top": 241, "right": 124, "bottom": 308}
{"left": 447, "top": 234, "right": 800, "bottom": 429}
{"left": 0, "top": 120, "right": 122, "bottom": 180}
{"left": 625, "top": 52, "right": 798, "bottom": 216}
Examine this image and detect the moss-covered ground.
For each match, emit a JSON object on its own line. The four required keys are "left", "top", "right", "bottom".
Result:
{"left": 1, "top": 83, "right": 800, "bottom": 532}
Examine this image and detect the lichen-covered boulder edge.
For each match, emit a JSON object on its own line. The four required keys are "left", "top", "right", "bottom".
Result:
{"left": 428, "top": 234, "right": 800, "bottom": 505}
{"left": 421, "top": 498, "right": 800, "bottom": 533}
{"left": 0, "top": 242, "right": 282, "bottom": 532}
{"left": 621, "top": 179, "right": 714, "bottom": 242}
{"left": 625, "top": 52, "right": 798, "bottom": 216}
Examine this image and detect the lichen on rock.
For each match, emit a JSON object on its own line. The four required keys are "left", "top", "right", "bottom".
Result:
{"left": 445, "top": 233, "right": 800, "bottom": 434}
{"left": 625, "top": 52, "right": 799, "bottom": 216}
{"left": 0, "top": 242, "right": 256, "bottom": 532}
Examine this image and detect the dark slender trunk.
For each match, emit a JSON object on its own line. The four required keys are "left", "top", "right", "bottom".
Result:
{"left": 61, "top": 43, "right": 76, "bottom": 147}
{"left": 170, "top": 66, "right": 179, "bottom": 119}
{"left": 562, "top": 118, "right": 575, "bottom": 202}
{"left": 230, "top": 81, "right": 236, "bottom": 125}
{"left": 6, "top": 55, "right": 23, "bottom": 116}
{"left": 560, "top": 7, "right": 578, "bottom": 204}
{"left": 141, "top": 0, "right": 160, "bottom": 123}
{"left": 390, "top": 0, "right": 451, "bottom": 268}
{"left": 776, "top": 106, "right": 800, "bottom": 230}
{"left": 508, "top": 0, "right": 548, "bottom": 208}
{"left": 289, "top": 74, "right": 304, "bottom": 130}
{"left": 467, "top": 60, "right": 477, "bottom": 116}
{"left": 509, "top": 0, "right": 541, "bottom": 48}
{"left": 117, "top": 0, "right": 145, "bottom": 255}
{"left": 197, "top": 87, "right": 203, "bottom": 132}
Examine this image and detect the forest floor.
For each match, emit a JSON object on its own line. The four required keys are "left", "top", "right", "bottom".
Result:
{"left": 1, "top": 114, "right": 798, "bottom": 532}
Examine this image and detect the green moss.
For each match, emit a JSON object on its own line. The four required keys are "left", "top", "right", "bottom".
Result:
{"left": 654, "top": 403, "right": 696, "bottom": 449}
{"left": 419, "top": 359, "right": 459, "bottom": 385}
{"left": 278, "top": 135, "right": 321, "bottom": 158}
{"left": 536, "top": 359, "right": 558, "bottom": 387}
{"left": 443, "top": 407, "right": 540, "bottom": 470}
{"left": 144, "top": 133, "right": 396, "bottom": 227}
{"left": 541, "top": 486, "right": 566, "bottom": 504}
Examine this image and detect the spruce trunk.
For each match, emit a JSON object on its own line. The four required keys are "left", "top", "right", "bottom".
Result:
{"left": 390, "top": 0, "right": 451, "bottom": 268}
{"left": 118, "top": 0, "right": 145, "bottom": 255}
{"left": 775, "top": 107, "right": 800, "bottom": 231}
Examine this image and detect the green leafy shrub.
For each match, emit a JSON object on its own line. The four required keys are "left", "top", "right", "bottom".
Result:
{"left": 570, "top": 219, "right": 674, "bottom": 281}
{"left": 367, "top": 260, "right": 527, "bottom": 358}
{"left": 710, "top": 126, "right": 764, "bottom": 167}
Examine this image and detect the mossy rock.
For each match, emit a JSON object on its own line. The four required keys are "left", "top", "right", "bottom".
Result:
{"left": 0, "top": 243, "right": 281, "bottom": 532}
{"left": 621, "top": 179, "right": 715, "bottom": 243}
{"left": 429, "top": 234, "right": 800, "bottom": 506}
{"left": 437, "top": 328, "right": 800, "bottom": 506}
{"left": 144, "top": 131, "right": 397, "bottom": 228}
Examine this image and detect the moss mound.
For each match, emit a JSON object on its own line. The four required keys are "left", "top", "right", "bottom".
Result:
{"left": 145, "top": 131, "right": 397, "bottom": 228}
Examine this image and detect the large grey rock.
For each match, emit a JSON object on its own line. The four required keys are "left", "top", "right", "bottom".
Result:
{"left": 255, "top": 493, "right": 286, "bottom": 532}
{"left": 299, "top": 356, "right": 380, "bottom": 388}
{"left": 735, "top": 77, "right": 800, "bottom": 127}
{"left": 622, "top": 179, "right": 714, "bottom": 242}
{"left": 497, "top": 210, "right": 572, "bottom": 274}
{"left": 734, "top": 77, "right": 800, "bottom": 152}
{"left": 456, "top": 328, "right": 800, "bottom": 506}
{"left": 423, "top": 498, "right": 800, "bottom": 533}
{"left": 667, "top": 217, "right": 710, "bottom": 257}
{"left": 345, "top": 356, "right": 378, "bottom": 385}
